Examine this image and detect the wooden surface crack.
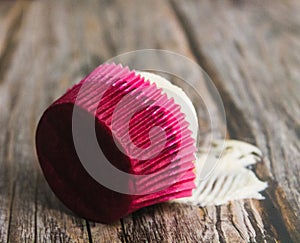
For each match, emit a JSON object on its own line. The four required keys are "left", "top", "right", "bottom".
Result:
{"left": 120, "top": 219, "right": 129, "bottom": 243}
{"left": 227, "top": 204, "right": 246, "bottom": 241}
{"left": 5, "top": 179, "right": 16, "bottom": 243}
{"left": 215, "top": 207, "right": 226, "bottom": 243}
{"left": 85, "top": 220, "right": 93, "bottom": 243}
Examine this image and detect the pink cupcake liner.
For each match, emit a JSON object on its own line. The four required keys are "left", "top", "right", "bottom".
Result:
{"left": 36, "top": 63, "right": 197, "bottom": 223}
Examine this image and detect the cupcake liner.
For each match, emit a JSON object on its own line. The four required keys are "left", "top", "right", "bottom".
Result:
{"left": 36, "top": 63, "right": 196, "bottom": 223}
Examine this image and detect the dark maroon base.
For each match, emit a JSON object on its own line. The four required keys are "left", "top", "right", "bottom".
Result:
{"left": 36, "top": 103, "right": 133, "bottom": 223}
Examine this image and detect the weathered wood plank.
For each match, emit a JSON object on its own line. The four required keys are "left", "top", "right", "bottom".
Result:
{"left": 0, "top": 2, "right": 28, "bottom": 242}
{"left": 90, "top": 0, "right": 280, "bottom": 242}
{"left": 1, "top": 0, "right": 299, "bottom": 242}
{"left": 0, "top": 1, "right": 91, "bottom": 242}
{"left": 171, "top": 0, "right": 300, "bottom": 241}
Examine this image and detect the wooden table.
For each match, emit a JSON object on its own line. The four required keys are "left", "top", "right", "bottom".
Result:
{"left": 0, "top": 0, "right": 299, "bottom": 242}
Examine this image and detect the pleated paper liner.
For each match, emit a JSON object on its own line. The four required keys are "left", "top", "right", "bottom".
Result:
{"left": 36, "top": 63, "right": 196, "bottom": 223}
{"left": 77, "top": 63, "right": 197, "bottom": 211}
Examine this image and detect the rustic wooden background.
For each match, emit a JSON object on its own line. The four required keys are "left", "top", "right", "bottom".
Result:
{"left": 0, "top": 0, "right": 299, "bottom": 242}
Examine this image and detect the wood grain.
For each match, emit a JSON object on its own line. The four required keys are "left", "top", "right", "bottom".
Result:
{"left": 171, "top": 0, "right": 300, "bottom": 241}
{"left": 1, "top": 1, "right": 90, "bottom": 242}
{"left": 0, "top": 2, "right": 31, "bottom": 242}
{"left": 0, "top": 0, "right": 299, "bottom": 242}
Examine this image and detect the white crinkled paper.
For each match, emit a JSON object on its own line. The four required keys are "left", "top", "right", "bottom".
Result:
{"left": 175, "top": 140, "right": 267, "bottom": 206}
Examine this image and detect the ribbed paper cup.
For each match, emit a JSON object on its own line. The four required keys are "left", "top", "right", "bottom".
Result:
{"left": 36, "top": 63, "right": 196, "bottom": 223}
